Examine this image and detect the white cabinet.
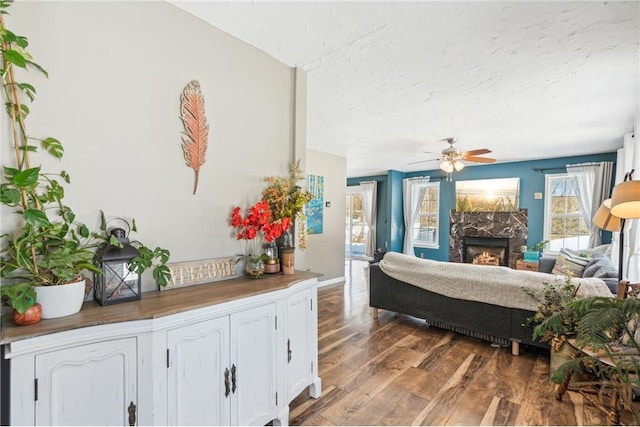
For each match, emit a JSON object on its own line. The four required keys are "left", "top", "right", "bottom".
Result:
{"left": 35, "top": 337, "right": 138, "bottom": 426}
{"left": 167, "top": 317, "right": 229, "bottom": 426}
{"left": 285, "top": 287, "right": 321, "bottom": 405}
{"left": 230, "top": 303, "right": 278, "bottom": 425}
{"left": 286, "top": 288, "right": 313, "bottom": 401}
{"left": 2, "top": 274, "right": 320, "bottom": 426}
{"left": 166, "top": 303, "right": 278, "bottom": 426}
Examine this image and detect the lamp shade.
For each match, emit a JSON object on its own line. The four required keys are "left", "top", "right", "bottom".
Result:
{"left": 592, "top": 198, "right": 622, "bottom": 232}
{"left": 610, "top": 180, "right": 640, "bottom": 219}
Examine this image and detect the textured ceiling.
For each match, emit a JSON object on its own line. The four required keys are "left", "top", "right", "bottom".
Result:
{"left": 170, "top": 1, "right": 639, "bottom": 177}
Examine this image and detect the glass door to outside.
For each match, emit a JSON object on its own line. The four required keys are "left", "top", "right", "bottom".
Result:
{"left": 345, "top": 192, "right": 368, "bottom": 258}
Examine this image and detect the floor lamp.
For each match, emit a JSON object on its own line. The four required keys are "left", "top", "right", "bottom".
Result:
{"left": 593, "top": 169, "right": 640, "bottom": 282}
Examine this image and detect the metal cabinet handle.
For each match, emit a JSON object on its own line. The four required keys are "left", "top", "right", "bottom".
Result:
{"left": 128, "top": 401, "right": 136, "bottom": 426}
{"left": 231, "top": 364, "right": 237, "bottom": 393}
{"left": 224, "top": 367, "right": 230, "bottom": 397}
{"left": 287, "top": 338, "right": 292, "bottom": 363}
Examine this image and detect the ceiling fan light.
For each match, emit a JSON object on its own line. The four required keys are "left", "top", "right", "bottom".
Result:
{"left": 453, "top": 160, "right": 465, "bottom": 171}
{"left": 440, "top": 161, "right": 454, "bottom": 173}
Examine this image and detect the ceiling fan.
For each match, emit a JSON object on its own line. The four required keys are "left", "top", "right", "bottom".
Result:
{"left": 408, "top": 137, "right": 496, "bottom": 173}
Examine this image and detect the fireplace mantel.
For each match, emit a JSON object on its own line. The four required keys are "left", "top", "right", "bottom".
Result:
{"left": 449, "top": 209, "right": 527, "bottom": 269}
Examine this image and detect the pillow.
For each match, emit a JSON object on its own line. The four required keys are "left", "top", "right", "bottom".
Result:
{"left": 551, "top": 248, "right": 591, "bottom": 277}
{"left": 579, "top": 244, "right": 611, "bottom": 257}
{"left": 583, "top": 254, "right": 606, "bottom": 277}
{"left": 594, "top": 266, "right": 618, "bottom": 279}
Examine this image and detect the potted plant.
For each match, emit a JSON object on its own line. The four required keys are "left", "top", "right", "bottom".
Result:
{"left": 0, "top": 3, "right": 170, "bottom": 319}
{"left": 0, "top": 282, "right": 41, "bottom": 326}
{"left": 546, "top": 295, "right": 640, "bottom": 424}
{"left": 0, "top": 6, "right": 104, "bottom": 318}
{"left": 229, "top": 200, "right": 290, "bottom": 278}
{"left": 521, "top": 240, "right": 549, "bottom": 262}
{"left": 524, "top": 274, "right": 581, "bottom": 373}
{"left": 262, "top": 160, "right": 313, "bottom": 249}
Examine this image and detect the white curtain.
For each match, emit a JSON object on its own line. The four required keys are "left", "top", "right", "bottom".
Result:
{"left": 360, "top": 181, "right": 377, "bottom": 258}
{"left": 402, "top": 177, "right": 430, "bottom": 255}
{"left": 611, "top": 128, "right": 640, "bottom": 282}
{"left": 566, "top": 161, "right": 613, "bottom": 248}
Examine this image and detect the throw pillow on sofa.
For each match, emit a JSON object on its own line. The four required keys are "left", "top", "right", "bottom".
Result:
{"left": 581, "top": 253, "right": 619, "bottom": 294}
{"left": 551, "top": 248, "right": 591, "bottom": 277}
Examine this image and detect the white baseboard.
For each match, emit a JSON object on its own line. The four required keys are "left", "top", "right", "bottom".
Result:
{"left": 318, "top": 276, "right": 346, "bottom": 288}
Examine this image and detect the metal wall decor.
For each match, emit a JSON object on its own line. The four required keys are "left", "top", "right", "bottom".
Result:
{"left": 179, "top": 80, "right": 209, "bottom": 195}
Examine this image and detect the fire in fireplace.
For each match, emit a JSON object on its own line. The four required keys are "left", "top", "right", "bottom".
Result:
{"left": 463, "top": 236, "right": 509, "bottom": 267}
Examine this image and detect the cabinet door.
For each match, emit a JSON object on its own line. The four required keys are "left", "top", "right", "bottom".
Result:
{"left": 286, "top": 288, "right": 313, "bottom": 402}
{"left": 230, "top": 303, "right": 278, "bottom": 426}
{"left": 167, "top": 316, "right": 230, "bottom": 426}
{"left": 35, "top": 337, "right": 137, "bottom": 426}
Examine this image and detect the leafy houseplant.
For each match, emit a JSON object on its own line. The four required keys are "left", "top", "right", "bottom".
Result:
{"left": 0, "top": 2, "right": 101, "bottom": 309}
{"left": 543, "top": 296, "right": 640, "bottom": 423}
{"left": 97, "top": 212, "right": 172, "bottom": 288}
{"left": 524, "top": 240, "right": 549, "bottom": 253}
{"left": 262, "top": 160, "right": 313, "bottom": 249}
{"left": 0, "top": 2, "right": 170, "bottom": 320}
{"left": 520, "top": 240, "right": 548, "bottom": 262}
{"left": 524, "top": 274, "right": 583, "bottom": 377}
{"left": 524, "top": 274, "right": 581, "bottom": 347}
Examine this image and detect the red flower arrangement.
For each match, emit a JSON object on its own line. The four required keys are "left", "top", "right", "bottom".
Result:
{"left": 230, "top": 200, "right": 291, "bottom": 255}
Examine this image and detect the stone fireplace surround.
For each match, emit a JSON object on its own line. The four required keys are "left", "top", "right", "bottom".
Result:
{"left": 449, "top": 209, "right": 527, "bottom": 269}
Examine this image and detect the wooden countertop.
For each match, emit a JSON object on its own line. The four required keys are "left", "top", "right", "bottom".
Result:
{"left": 1, "top": 271, "right": 321, "bottom": 345}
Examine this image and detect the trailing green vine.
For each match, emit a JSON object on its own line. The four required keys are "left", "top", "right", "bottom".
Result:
{"left": 0, "top": 0, "right": 171, "bottom": 309}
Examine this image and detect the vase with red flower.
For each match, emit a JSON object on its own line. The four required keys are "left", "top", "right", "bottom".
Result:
{"left": 230, "top": 201, "right": 291, "bottom": 279}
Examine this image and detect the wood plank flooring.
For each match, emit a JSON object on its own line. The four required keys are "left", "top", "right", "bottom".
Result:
{"left": 289, "top": 260, "right": 638, "bottom": 426}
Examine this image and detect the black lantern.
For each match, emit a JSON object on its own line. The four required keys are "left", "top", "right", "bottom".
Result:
{"left": 94, "top": 228, "right": 141, "bottom": 305}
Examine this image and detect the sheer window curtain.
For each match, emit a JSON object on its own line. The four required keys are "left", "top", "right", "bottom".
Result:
{"left": 402, "top": 177, "right": 430, "bottom": 255}
{"left": 611, "top": 128, "right": 640, "bottom": 282}
{"left": 566, "top": 161, "right": 613, "bottom": 248}
{"left": 360, "top": 181, "right": 377, "bottom": 258}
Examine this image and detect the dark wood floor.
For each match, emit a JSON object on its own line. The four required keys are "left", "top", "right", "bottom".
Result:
{"left": 289, "top": 260, "right": 637, "bottom": 426}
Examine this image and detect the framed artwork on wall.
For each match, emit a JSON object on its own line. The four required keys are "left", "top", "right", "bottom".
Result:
{"left": 306, "top": 174, "right": 324, "bottom": 234}
{"left": 455, "top": 178, "right": 520, "bottom": 212}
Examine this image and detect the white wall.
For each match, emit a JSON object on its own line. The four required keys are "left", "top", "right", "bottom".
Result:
{"left": 305, "top": 149, "right": 347, "bottom": 282}
{"left": 1, "top": 1, "right": 295, "bottom": 291}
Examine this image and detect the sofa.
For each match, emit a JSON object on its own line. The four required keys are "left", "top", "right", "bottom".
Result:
{"left": 539, "top": 247, "right": 619, "bottom": 294}
{"left": 369, "top": 252, "right": 614, "bottom": 354}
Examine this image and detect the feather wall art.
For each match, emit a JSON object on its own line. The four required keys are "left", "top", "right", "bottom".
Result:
{"left": 179, "top": 80, "right": 209, "bottom": 195}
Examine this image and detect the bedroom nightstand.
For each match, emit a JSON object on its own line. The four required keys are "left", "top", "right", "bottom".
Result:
{"left": 516, "top": 259, "right": 539, "bottom": 272}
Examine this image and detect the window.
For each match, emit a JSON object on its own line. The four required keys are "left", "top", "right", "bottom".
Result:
{"left": 412, "top": 182, "right": 439, "bottom": 248}
{"left": 544, "top": 174, "right": 590, "bottom": 252}
{"left": 345, "top": 187, "right": 368, "bottom": 258}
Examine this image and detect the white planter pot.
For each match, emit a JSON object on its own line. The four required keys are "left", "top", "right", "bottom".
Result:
{"left": 35, "top": 280, "right": 86, "bottom": 319}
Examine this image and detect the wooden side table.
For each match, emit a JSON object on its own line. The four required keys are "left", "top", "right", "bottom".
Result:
{"left": 516, "top": 259, "right": 539, "bottom": 272}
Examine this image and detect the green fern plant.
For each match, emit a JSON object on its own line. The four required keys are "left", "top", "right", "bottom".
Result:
{"left": 542, "top": 295, "right": 640, "bottom": 423}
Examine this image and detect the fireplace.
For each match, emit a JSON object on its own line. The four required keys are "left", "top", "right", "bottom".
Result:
{"left": 449, "top": 209, "right": 527, "bottom": 269}
{"left": 463, "top": 236, "right": 509, "bottom": 267}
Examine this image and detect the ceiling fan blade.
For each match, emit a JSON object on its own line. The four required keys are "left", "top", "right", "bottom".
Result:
{"left": 407, "top": 158, "right": 440, "bottom": 165}
{"left": 464, "top": 156, "right": 496, "bottom": 163}
{"left": 462, "top": 148, "right": 491, "bottom": 156}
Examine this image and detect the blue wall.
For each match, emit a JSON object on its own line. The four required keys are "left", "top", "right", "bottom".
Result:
{"left": 349, "top": 152, "right": 617, "bottom": 260}
{"left": 387, "top": 170, "right": 405, "bottom": 252}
